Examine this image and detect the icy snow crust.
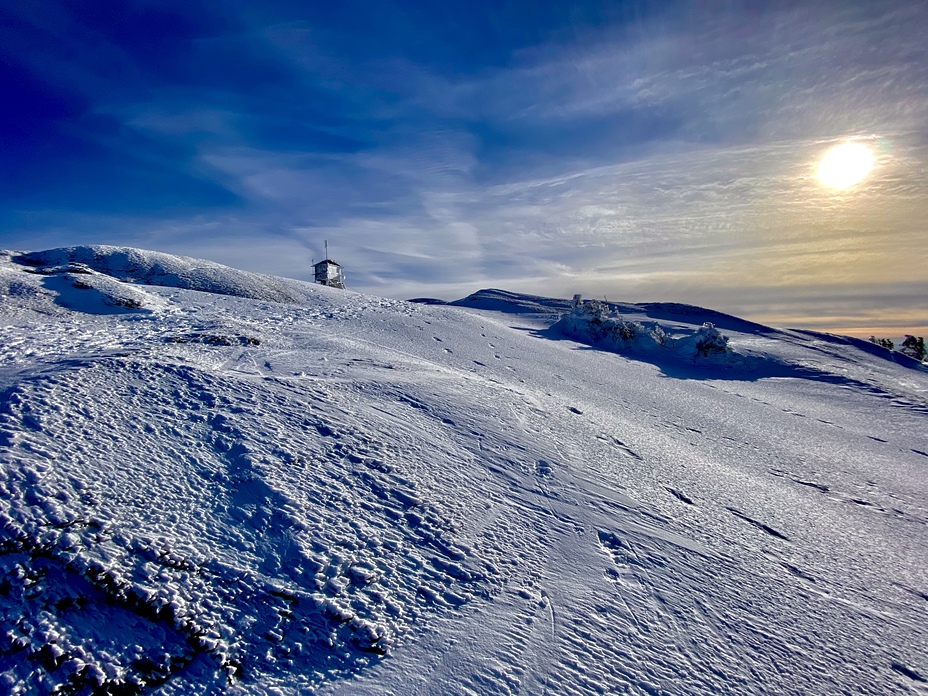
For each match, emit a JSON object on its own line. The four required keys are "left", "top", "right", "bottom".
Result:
{"left": 1, "top": 248, "right": 927, "bottom": 694}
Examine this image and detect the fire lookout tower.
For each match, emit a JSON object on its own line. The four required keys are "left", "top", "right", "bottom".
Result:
{"left": 313, "top": 241, "right": 346, "bottom": 289}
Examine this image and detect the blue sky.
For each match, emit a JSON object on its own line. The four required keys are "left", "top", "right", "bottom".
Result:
{"left": 2, "top": 0, "right": 926, "bottom": 336}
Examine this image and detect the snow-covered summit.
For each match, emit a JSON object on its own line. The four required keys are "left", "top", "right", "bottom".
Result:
{"left": 14, "top": 245, "right": 315, "bottom": 305}
{"left": 1, "top": 248, "right": 927, "bottom": 695}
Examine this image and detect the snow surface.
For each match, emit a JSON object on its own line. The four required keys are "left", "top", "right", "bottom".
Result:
{"left": 1, "top": 246, "right": 927, "bottom": 695}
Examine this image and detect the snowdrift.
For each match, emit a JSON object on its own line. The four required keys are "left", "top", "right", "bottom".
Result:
{"left": 2, "top": 248, "right": 927, "bottom": 695}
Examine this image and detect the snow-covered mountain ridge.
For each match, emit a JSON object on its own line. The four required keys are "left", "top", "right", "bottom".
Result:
{"left": 1, "top": 247, "right": 927, "bottom": 695}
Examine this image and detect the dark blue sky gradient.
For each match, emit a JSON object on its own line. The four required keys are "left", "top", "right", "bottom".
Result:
{"left": 0, "top": 0, "right": 675, "bottom": 209}
{"left": 1, "top": 1, "right": 926, "bottom": 335}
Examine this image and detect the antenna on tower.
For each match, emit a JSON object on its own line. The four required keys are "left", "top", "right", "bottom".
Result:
{"left": 325, "top": 240, "right": 328, "bottom": 260}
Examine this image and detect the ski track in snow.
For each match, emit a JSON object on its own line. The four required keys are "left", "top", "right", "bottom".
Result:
{"left": 1, "top": 249, "right": 928, "bottom": 694}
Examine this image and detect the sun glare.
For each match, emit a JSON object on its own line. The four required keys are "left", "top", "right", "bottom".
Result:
{"left": 817, "top": 142, "right": 874, "bottom": 190}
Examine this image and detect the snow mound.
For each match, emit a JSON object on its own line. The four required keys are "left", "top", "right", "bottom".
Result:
{"left": 0, "top": 254, "right": 52, "bottom": 313}
{"left": 41, "top": 264, "right": 163, "bottom": 314}
{"left": 16, "top": 246, "right": 312, "bottom": 305}
{"left": 451, "top": 288, "right": 573, "bottom": 314}
{"left": 633, "top": 301, "right": 777, "bottom": 336}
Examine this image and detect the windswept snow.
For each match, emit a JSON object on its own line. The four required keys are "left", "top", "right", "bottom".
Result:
{"left": 1, "top": 248, "right": 927, "bottom": 695}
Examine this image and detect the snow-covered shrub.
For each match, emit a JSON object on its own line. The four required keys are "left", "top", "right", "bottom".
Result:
{"left": 556, "top": 296, "right": 736, "bottom": 366}
{"left": 694, "top": 323, "right": 730, "bottom": 357}
{"left": 611, "top": 318, "right": 640, "bottom": 341}
{"left": 649, "top": 325, "right": 671, "bottom": 347}
{"left": 582, "top": 299, "right": 607, "bottom": 323}
{"left": 557, "top": 297, "right": 657, "bottom": 353}
{"left": 900, "top": 335, "right": 926, "bottom": 361}
{"left": 580, "top": 305, "right": 642, "bottom": 343}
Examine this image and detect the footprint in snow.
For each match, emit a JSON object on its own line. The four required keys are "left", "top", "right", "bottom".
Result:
{"left": 794, "top": 479, "right": 829, "bottom": 493}
{"left": 781, "top": 561, "right": 817, "bottom": 583}
{"left": 891, "top": 662, "right": 927, "bottom": 683}
{"left": 534, "top": 460, "right": 553, "bottom": 478}
{"left": 726, "top": 507, "right": 790, "bottom": 542}
{"left": 666, "top": 487, "right": 694, "bottom": 505}
{"left": 612, "top": 438, "right": 642, "bottom": 460}
{"left": 597, "top": 531, "right": 645, "bottom": 590}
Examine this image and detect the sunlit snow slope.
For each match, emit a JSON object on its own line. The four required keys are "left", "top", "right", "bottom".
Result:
{"left": 2, "top": 247, "right": 927, "bottom": 695}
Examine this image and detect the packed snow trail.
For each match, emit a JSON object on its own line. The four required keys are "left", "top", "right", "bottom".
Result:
{"left": 1, "top": 248, "right": 927, "bottom": 694}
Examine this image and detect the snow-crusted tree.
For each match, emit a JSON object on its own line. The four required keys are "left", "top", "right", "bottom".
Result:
{"left": 585, "top": 299, "right": 606, "bottom": 323}
{"left": 900, "top": 335, "right": 926, "bottom": 361}
{"left": 868, "top": 336, "right": 895, "bottom": 350}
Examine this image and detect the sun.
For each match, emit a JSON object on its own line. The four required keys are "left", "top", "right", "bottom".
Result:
{"left": 817, "top": 142, "right": 874, "bottom": 189}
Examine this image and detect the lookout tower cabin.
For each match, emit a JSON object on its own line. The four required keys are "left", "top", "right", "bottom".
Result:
{"left": 313, "top": 259, "right": 345, "bottom": 289}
